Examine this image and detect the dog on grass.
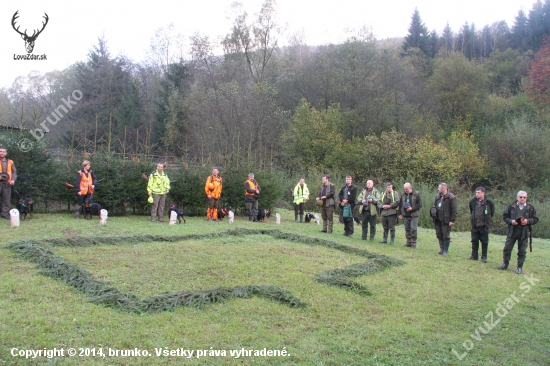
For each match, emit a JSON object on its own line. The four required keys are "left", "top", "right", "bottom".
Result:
{"left": 17, "top": 198, "right": 34, "bottom": 221}
{"left": 168, "top": 203, "right": 186, "bottom": 224}
{"left": 257, "top": 209, "right": 271, "bottom": 222}
{"left": 83, "top": 198, "right": 102, "bottom": 220}
{"left": 218, "top": 206, "right": 232, "bottom": 221}
{"left": 304, "top": 212, "right": 315, "bottom": 223}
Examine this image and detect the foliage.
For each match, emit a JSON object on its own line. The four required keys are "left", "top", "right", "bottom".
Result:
{"left": 524, "top": 36, "right": 550, "bottom": 103}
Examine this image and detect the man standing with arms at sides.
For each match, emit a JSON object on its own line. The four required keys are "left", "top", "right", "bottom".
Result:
{"left": 205, "top": 167, "right": 223, "bottom": 221}
{"left": 398, "top": 182, "right": 422, "bottom": 248}
{"left": 338, "top": 176, "right": 358, "bottom": 237}
{"left": 468, "top": 187, "right": 495, "bottom": 262}
{"left": 377, "top": 182, "right": 400, "bottom": 245}
{"left": 244, "top": 173, "right": 261, "bottom": 222}
{"left": 356, "top": 180, "right": 381, "bottom": 241}
{"left": 433, "top": 182, "right": 457, "bottom": 256}
{"left": 148, "top": 163, "right": 170, "bottom": 222}
{"left": 75, "top": 160, "right": 96, "bottom": 219}
{"left": 316, "top": 174, "right": 336, "bottom": 234}
{"left": 293, "top": 178, "right": 309, "bottom": 223}
{"left": 0, "top": 146, "right": 16, "bottom": 219}
{"left": 499, "top": 190, "right": 538, "bottom": 274}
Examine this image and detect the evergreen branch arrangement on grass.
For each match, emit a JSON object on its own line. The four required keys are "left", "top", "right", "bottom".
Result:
{"left": 5, "top": 229, "right": 404, "bottom": 313}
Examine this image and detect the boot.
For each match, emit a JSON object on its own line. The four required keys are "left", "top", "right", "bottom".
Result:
{"left": 379, "top": 230, "right": 388, "bottom": 243}
{"left": 468, "top": 242, "right": 479, "bottom": 260}
{"left": 442, "top": 240, "right": 450, "bottom": 256}
{"left": 249, "top": 215, "right": 253, "bottom": 222}
{"left": 361, "top": 228, "right": 367, "bottom": 240}
{"left": 295, "top": 214, "right": 298, "bottom": 223}
{"left": 404, "top": 230, "right": 411, "bottom": 247}
{"left": 300, "top": 214, "right": 303, "bottom": 223}
{"left": 74, "top": 204, "right": 82, "bottom": 219}
{"left": 410, "top": 230, "right": 417, "bottom": 248}
{"left": 437, "top": 239, "right": 444, "bottom": 255}
{"left": 328, "top": 220, "right": 334, "bottom": 234}
{"left": 516, "top": 261, "right": 524, "bottom": 274}
{"left": 497, "top": 260, "right": 509, "bottom": 270}
{"left": 481, "top": 242, "right": 488, "bottom": 263}
{"left": 390, "top": 231, "right": 395, "bottom": 245}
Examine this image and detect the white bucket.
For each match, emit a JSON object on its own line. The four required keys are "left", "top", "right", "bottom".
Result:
{"left": 169, "top": 210, "right": 177, "bottom": 225}
{"left": 275, "top": 213, "right": 281, "bottom": 224}
{"left": 10, "top": 208, "right": 20, "bottom": 227}
{"left": 100, "top": 209, "right": 108, "bottom": 224}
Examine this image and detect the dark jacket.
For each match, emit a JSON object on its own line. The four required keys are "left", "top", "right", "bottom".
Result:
{"left": 399, "top": 190, "right": 422, "bottom": 218}
{"left": 434, "top": 192, "right": 457, "bottom": 224}
{"left": 377, "top": 190, "right": 400, "bottom": 216}
{"left": 503, "top": 202, "right": 538, "bottom": 239}
{"left": 469, "top": 197, "right": 495, "bottom": 230}
{"left": 318, "top": 183, "right": 336, "bottom": 208}
{"left": 338, "top": 184, "right": 358, "bottom": 209}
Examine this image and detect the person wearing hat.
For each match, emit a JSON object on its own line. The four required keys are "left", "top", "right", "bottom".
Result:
{"left": 75, "top": 160, "right": 97, "bottom": 219}
{"left": 0, "top": 146, "right": 16, "bottom": 219}
{"left": 377, "top": 182, "right": 400, "bottom": 245}
{"left": 244, "top": 173, "right": 261, "bottom": 222}
{"left": 398, "top": 182, "right": 423, "bottom": 248}
{"left": 147, "top": 163, "right": 170, "bottom": 222}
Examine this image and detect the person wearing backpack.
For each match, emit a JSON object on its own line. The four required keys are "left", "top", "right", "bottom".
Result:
{"left": 433, "top": 183, "right": 457, "bottom": 256}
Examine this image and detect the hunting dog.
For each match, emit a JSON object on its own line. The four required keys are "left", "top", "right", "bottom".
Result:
{"left": 257, "top": 209, "right": 271, "bottom": 222}
{"left": 17, "top": 198, "right": 34, "bottom": 220}
{"left": 168, "top": 203, "right": 186, "bottom": 224}
{"left": 83, "top": 198, "right": 101, "bottom": 220}
{"left": 304, "top": 212, "right": 315, "bottom": 223}
{"left": 218, "top": 206, "right": 232, "bottom": 221}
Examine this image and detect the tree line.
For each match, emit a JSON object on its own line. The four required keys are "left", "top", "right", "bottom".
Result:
{"left": 2, "top": 0, "right": 550, "bottom": 193}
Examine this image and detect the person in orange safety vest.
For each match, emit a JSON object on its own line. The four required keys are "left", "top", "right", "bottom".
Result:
{"left": 75, "top": 160, "right": 97, "bottom": 219}
{"left": 0, "top": 146, "right": 17, "bottom": 219}
{"left": 205, "top": 167, "right": 223, "bottom": 221}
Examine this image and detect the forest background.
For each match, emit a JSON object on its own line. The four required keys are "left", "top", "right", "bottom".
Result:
{"left": 2, "top": 0, "right": 550, "bottom": 235}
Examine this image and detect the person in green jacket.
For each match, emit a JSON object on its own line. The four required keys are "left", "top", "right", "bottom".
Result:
{"left": 293, "top": 178, "right": 309, "bottom": 222}
{"left": 356, "top": 180, "right": 381, "bottom": 241}
{"left": 147, "top": 163, "right": 170, "bottom": 222}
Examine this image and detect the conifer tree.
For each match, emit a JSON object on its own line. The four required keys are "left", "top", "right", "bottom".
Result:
{"left": 402, "top": 8, "right": 430, "bottom": 56}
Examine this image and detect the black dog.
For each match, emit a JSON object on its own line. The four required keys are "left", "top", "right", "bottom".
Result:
{"left": 218, "top": 206, "right": 232, "bottom": 221}
{"left": 17, "top": 198, "right": 34, "bottom": 221}
{"left": 168, "top": 204, "right": 186, "bottom": 224}
{"left": 257, "top": 209, "right": 271, "bottom": 222}
{"left": 83, "top": 198, "right": 101, "bottom": 220}
{"left": 304, "top": 213, "right": 315, "bottom": 223}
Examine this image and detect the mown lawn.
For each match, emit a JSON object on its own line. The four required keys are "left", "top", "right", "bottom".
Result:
{"left": 1, "top": 210, "right": 549, "bottom": 365}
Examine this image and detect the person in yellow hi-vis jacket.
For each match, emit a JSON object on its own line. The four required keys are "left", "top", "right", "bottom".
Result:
{"left": 147, "top": 163, "right": 170, "bottom": 222}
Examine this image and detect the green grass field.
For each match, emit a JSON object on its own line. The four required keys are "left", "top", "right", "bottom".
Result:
{"left": 1, "top": 210, "right": 549, "bottom": 365}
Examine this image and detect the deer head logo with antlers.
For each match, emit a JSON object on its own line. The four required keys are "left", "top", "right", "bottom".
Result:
{"left": 12, "top": 11, "right": 49, "bottom": 54}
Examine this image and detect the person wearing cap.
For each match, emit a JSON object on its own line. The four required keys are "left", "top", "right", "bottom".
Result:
{"left": 75, "top": 160, "right": 97, "bottom": 219}
{"left": 377, "top": 182, "right": 400, "bottom": 245}
{"left": 398, "top": 182, "right": 422, "bottom": 248}
{"left": 356, "top": 180, "right": 381, "bottom": 241}
{"left": 147, "top": 163, "right": 170, "bottom": 222}
{"left": 244, "top": 173, "right": 261, "bottom": 222}
{"left": 0, "top": 146, "right": 16, "bottom": 219}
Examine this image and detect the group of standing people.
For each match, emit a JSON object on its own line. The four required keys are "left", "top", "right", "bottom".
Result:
{"left": 311, "top": 175, "right": 538, "bottom": 274}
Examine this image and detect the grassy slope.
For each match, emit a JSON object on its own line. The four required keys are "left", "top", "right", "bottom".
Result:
{"left": 0, "top": 210, "right": 549, "bottom": 365}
